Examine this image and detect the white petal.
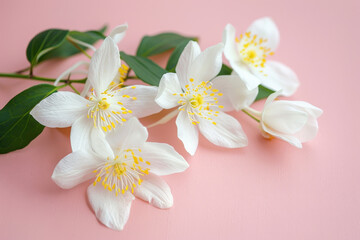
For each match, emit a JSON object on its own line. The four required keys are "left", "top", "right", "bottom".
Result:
{"left": 176, "top": 41, "right": 201, "bottom": 89}
{"left": 90, "top": 127, "right": 114, "bottom": 158}
{"left": 119, "top": 85, "right": 162, "bottom": 118}
{"left": 231, "top": 63, "right": 262, "bottom": 90}
{"left": 52, "top": 151, "right": 100, "bottom": 189}
{"left": 87, "top": 184, "right": 134, "bottom": 231}
{"left": 198, "top": 112, "right": 248, "bottom": 148}
{"left": 281, "top": 101, "right": 322, "bottom": 142}
{"left": 247, "top": 17, "right": 280, "bottom": 51}
{"left": 155, "top": 73, "right": 182, "bottom": 109}
{"left": 106, "top": 117, "right": 148, "bottom": 151}
{"left": 263, "top": 101, "right": 309, "bottom": 134}
{"left": 223, "top": 24, "right": 241, "bottom": 62}
{"left": 176, "top": 110, "right": 199, "bottom": 155}
{"left": 88, "top": 37, "right": 120, "bottom": 93}
{"left": 261, "top": 123, "right": 303, "bottom": 148}
{"left": 189, "top": 43, "right": 224, "bottom": 84}
{"left": 256, "top": 61, "right": 299, "bottom": 96}
{"left": 264, "top": 90, "right": 281, "bottom": 107}
{"left": 139, "top": 142, "right": 189, "bottom": 176}
{"left": 212, "top": 75, "right": 258, "bottom": 111}
{"left": 109, "top": 23, "right": 128, "bottom": 44}
{"left": 134, "top": 173, "right": 173, "bottom": 209}
{"left": 70, "top": 116, "right": 93, "bottom": 152}
{"left": 30, "top": 91, "right": 89, "bottom": 128}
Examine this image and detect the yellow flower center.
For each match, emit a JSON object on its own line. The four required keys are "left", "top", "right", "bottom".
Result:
{"left": 235, "top": 31, "right": 274, "bottom": 75}
{"left": 87, "top": 86, "right": 138, "bottom": 132}
{"left": 98, "top": 100, "right": 110, "bottom": 110}
{"left": 93, "top": 148, "right": 151, "bottom": 196}
{"left": 175, "top": 78, "right": 224, "bottom": 126}
{"left": 190, "top": 94, "right": 204, "bottom": 108}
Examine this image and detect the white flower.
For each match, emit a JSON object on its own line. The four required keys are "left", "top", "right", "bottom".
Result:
{"left": 30, "top": 36, "right": 162, "bottom": 152}
{"left": 51, "top": 118, "right": 189, "bottom": 231}
{"left": 223, "top": 17, "right": 299, "bottom": 96}
{"left": 155, "top": 41, "right": 248, "bottom": 155}
{"left": 246, "top": 91, "right": 323, "bottom": 148}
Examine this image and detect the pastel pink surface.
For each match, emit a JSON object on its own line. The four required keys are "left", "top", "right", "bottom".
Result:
{"left": 0, "top": 0, "right": 359, "bottom": 239}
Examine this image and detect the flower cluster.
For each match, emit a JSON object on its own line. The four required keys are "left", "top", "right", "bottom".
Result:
{"left": 0, "top": 17, "right": 322, "bottom": 231}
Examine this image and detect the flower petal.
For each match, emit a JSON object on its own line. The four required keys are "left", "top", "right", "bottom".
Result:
{"left": 176, "top": 110, "right": 199, "bottom": 155}
{"left": 255, "top": 61, "right": 299, "bottom": 96}
{"left": 70, "top": 116, "right": 94, "bottom": 152}
{"left": 87, "top": 184, "right": 134, "bottom": 231}
{"left": 263, "top": 101, "right": 309, "bottom": 134}
{"left": 261, "top": 123, "right": 303, "bottom": 148}
{"left": 90, "top": 127, "right": 114, "bottom": 159}
{"left": 247, "top": 17, "right": 280, "bottom": 51}
{"left": 139, "top": 142, "right": 189, "bottom": 176}
{"left": 156, "top": 73, "right": 182, "bottom": 109}
{"left": 189, "top": 43, "right": 224, "bottom": 84}
{"left": 199, "top": 112, "right": 248, "bottom": 148}
{"left": 109, "top": 23, "right": 128, "bottom": 44}
{"left": 30, "top": 91, "right": 89, "bottom": 128}
{"left": 106, "top": 117, "right": 148, "bottom": 151}
{"left": 134, "top": 173, "right": 173, "bottom": 209}
{"left": 212, "top": 75, "right": 258, "bottom": 111}
{"left": 231, "top": 63, "right": 262, "bottom": 90}
{"left": 223, "top": 24, "right": 241, "bottom": 62}
{"left": 88, "top": 37, "right": 120, "bottom": 93}
{"left": 176, "top": 41, "right": 201, "bottom": 89}
{"left": 52, "top": 151, "right": 100, "bottom": 189}
{"left": 119, "top": 85, "right": 162, "bottom": 118}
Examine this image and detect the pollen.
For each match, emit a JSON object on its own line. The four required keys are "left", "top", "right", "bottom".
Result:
{"left": 87, "top": 84, "right": 136, "bottom": 132}
{"left": 92, "top": 148, "right": 151, "bottom": 196}
{"left": 178, "top": 79, "right": 223, "bottom": 126}
{"left": 98, "top": 100, "right": 110, "bottom": 110}
{"left": 236, "top": 31, "right": 273, "bottom": 73}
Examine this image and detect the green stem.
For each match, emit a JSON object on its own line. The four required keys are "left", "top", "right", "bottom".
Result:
{"left": 15, "top": 66, "right": 31, "bottom": 74}
{"left": 0, "top": 72, "right": 86, "bottom": 84}
{"left": 68, "top": 83, "right": 80, "bottom": 94}
{"left": 242, "top": 109, "right": 260, "bottom": 123}
{"left": 67, "top": 37, "right": 91, "bottom": 59}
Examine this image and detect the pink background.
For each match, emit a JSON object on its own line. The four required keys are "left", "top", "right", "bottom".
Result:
{"left": 0, "top": 0, "right": 359, "bottom": 239}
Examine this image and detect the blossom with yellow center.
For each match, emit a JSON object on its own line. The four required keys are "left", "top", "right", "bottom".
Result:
{"left": 223, "top": 17, "right": 299, "bottom": 96}
{"left": 51, "top": 118, "right": 189, "bottom": 231}
{"left": 156, "top": 41, "right": 248, "bottom": 155}
{"left": 31, "top": 36, "right": 162, "bottom": 153}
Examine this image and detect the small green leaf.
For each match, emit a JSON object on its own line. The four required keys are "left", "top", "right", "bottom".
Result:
{"left": 120, "top": 51, "right": 167, "bottom": 86}
{"left": 0, "top": 84, "right": 58, "bottom": 154}
{"left": 255, "top": 85, "right": 275, "bottom": 101}
{"left": 218, "top": 64, "right": 233, "bottom": 76}
{"left": 26, "top": 29, "right": 69, "bottom": 67}
{"left": 166, "top": 39, "right": 191, "bottom": 72}
{"left": 39, "top": 26, "right": 106, "bottom": 62}
{"left": 136, "top": 32, "right": 197, "bottom": 57}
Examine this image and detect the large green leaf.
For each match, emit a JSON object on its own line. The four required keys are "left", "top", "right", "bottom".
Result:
{"left": 255, "top": 85, "right": 275, "bottom": 101}
{"left": 39, "top": 26, "right": 106, "bottom": 62}
{"left": 120, "top": 51, "right": 167, "bottom": 86}
{"left": 136, "top": 32, "right": 197, "bottom": 57}
{"left": 26, "top": 29, "right": 69, "bottom": 67}
{"left": 166, "top": 39, "right": 191, "bottom": 72}
{"left": 0, "top": 84, "right": 58, "bottom": 154}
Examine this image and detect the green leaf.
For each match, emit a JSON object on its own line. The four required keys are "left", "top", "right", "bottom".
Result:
{"left": 26, "top": 29, "right": 69, "bottom": 67}
{"left": 136, "top": 32, "right": 197, "bottom": 57}
{"left": 166, "top": 39, "right": 191, "bottom": 72}
{"left": 255, "top": 85, "right": 275, "bottom": 101}
{"left": 0, "top": 84, "right": 58, "bottom": 154}
{"left": 39, "top": 26, "right": 106, "bottom": 62}
{"left": 218, "top": 64, "right": 233, "bottom": 76}
{"left": 120, "top": 51, "right": 167, "bottom": 86}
